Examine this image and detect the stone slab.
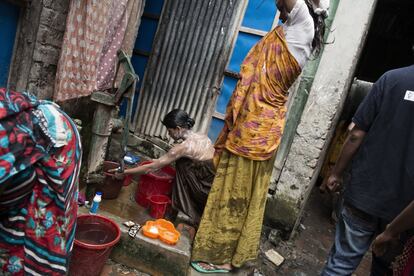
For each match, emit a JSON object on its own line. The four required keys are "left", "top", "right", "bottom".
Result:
{"left": 78, "top": 207, "right": 191, "bottom": 276}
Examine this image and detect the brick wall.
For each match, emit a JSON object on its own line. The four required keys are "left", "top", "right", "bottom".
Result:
{"left": 8, "top": 0, "right": 70, "bottom": 99}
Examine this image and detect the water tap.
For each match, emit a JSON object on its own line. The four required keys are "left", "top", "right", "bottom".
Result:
{"left": 118, "top": 158, "right": 125, "bottom": 174}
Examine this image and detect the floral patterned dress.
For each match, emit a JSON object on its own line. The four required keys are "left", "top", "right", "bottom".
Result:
{"left": 214, "top": 26, "right": 301, "bottom": 161}
{"left": 192, "top": 26, "right": 303, "bottom": 267}
{"left": 0, "top": 89, "right": 82, "bottom": 275}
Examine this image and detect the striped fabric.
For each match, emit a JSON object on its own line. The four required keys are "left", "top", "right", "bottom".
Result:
{"left": 0, "top": 170, "right": 36, "bottom": 214}
{"left": 0, "top": 89, "right": 82, "bottom": 275}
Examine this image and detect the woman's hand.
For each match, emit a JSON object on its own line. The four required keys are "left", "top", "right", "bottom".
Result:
{"left": 372, "top": 228, "right": 398, "bottom": 256}
{"left": 107, "top": 167, "right": 125, "bottom": 179}
{"left": 113, "top": 171, "right": 125, "bottom": 180}
{"left": 107, "top": 168, "right": 120, "bottom": 173}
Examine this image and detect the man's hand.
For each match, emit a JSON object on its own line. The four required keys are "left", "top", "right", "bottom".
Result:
{"left": 372, "top": 228, "right": 398, "bottom": 256}
{"left": 322, "top": 174, "right": 343, "bottom": 193}
{"left": 320, "top": 126, "right": 366, "bottom": 194}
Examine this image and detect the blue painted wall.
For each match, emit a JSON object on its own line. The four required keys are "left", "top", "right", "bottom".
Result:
{"left": 242, "top": 0, "right": 277, "bottom": 31}
{"left": 207, "top": 0, "right": 278, "bottom": 141}
{"left": 122, "top": 0, "right": 165, "bottom": 117}
{"left": 0, "top": 1, "right": 20, "bottom": 87}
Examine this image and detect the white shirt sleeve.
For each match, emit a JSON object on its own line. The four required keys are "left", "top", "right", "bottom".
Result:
{"left": 282, "top": 0, "right": 315, "bottom": 68}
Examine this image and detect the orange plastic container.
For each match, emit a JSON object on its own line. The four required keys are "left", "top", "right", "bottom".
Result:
{"left": 159, "top": 229, "right": 180, "bottom": 245}
{"left": 154, "top": 219, "right": 175, "bottom": 232}
{"left": 142, "top": 219, "right": 180, "bottom": 245}
{"left": 141, "top": 221, "right": 159, "bottom": 239}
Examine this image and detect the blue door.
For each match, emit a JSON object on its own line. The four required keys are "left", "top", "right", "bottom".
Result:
{"left": 208, "top": 0, "right": 279, "bottom": 141}
{"left": 128, "top": 0, "right": 165, "bottom": 118}
{"left": 0, "top": 1, "right": 20, "bottom": 87}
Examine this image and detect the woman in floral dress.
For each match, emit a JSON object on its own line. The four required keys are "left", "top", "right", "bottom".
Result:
{"left": 0, "top": 88, "right": 82, "bottom": 275}
{"left": 191, "top": 0, "right": 329, "bottom": 272}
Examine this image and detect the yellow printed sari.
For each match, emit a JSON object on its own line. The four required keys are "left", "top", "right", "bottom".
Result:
{"left": 192, "top": 26, "right": 302, "bottom": 267}
{"left": 215, "top": 26, "right": 301, "bottom": 162}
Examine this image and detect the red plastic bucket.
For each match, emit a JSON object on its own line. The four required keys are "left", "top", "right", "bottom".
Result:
{"left": 69, "top": 215, "right": 121, "bottom": 276}
{"left": 95, "top": 161, "right": 125, "bottom": 199}
{"left": 148, "top": 195, "right": 171, "bottom": 219}
{"left": 123, "top": 174, "right": 133, "bottom": 186}
{"left": 135, "top": 161, "right": 176, "bottom": 208}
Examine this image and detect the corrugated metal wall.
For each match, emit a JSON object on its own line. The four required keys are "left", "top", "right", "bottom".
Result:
{"left": 133, "top": 0, "right": 246, "bottom": 140}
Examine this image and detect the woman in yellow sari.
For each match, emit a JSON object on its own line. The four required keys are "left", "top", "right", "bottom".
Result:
{"left": 191, "top": 0, "right": 328, "bottom": 273}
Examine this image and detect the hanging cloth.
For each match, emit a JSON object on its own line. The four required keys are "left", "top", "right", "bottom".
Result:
{"left": 54, "top": 0, "right": 144, "bottom": 102}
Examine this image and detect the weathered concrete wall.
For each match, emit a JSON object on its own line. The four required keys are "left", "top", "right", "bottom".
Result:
{"left": 6, "top": 0, "right": 96, "bottom": 187}
{"left": 265, "top": 0, "right": 378, "bottom": 235}
{"left": 269, "top": 0, "right": 340, "bottom": 192}
{"left": 8, "top": 0, "right": 70, "bottom": 99}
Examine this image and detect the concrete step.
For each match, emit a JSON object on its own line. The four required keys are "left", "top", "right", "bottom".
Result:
{"left": 78, "top": 207, "right": 191, "bottom": 276}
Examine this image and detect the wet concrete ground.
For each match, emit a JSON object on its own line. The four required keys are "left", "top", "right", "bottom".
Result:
{"left": 259, "top": 188, "right": 371, "bottom": 276}
{"left": 100, "top": 260, "right": 150, "bottom": 276}
{"left": 98, "top": 179, "right": 153, "bottom": 225}
{"left": 96, "top": 180, "right": 371, "bottom": 275}
{"left": 186, "top": 188, "right": 371, "bottom": 276}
